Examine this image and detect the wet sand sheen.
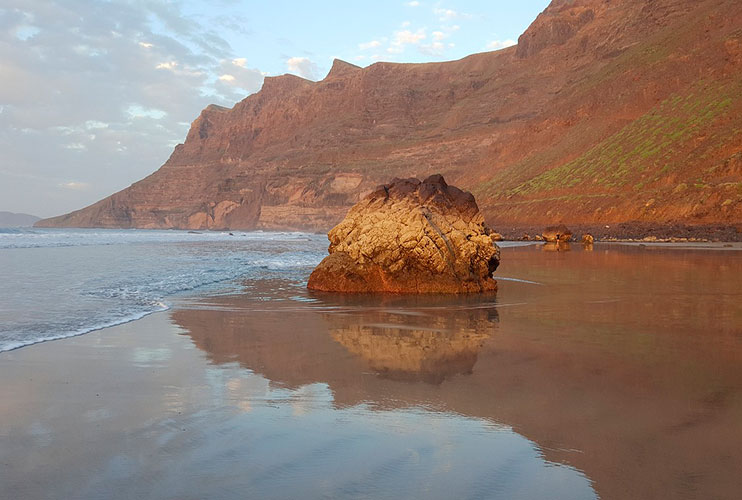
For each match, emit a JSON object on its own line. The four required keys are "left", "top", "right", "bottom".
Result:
{"left": 2, "top": 244, "right": 742, "bottom": 499}
{"left": 0, "top": 314, "right": 595, "bottom": 500}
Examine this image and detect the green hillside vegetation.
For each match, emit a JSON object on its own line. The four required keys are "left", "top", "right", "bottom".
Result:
{"left": 480, "top": 80, "right": 739, "bottom": 202}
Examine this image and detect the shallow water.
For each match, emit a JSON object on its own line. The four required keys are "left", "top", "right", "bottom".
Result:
{"left": 0, "top": 228, "right": 326, "bottom": 351}
{"left": 1, "top": 242, "right": 741, "bottom": 499}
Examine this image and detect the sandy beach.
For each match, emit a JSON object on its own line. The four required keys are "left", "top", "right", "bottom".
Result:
{"left": 0, "top": 310, "right": 597, "bottom": 500}
{"left": 2, "top": 244, "right": 742, "bottom": 499}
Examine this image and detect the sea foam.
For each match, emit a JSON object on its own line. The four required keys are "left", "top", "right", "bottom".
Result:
{"left": 0, "top": 228, "right": 326, "bottom": 352}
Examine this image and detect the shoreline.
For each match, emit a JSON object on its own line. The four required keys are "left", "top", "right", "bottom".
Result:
{"left": 21, "top": 222, "right": 742, "bottom": 243}
{"left": 512, "top": 240, "right": 742, "bottom": 250}
{"left": 1, "top": 239, "right": 739, "bottom": 356}
{"left": 0, "top": 305, "right": 169, "bottom": 354}
{"left": 491, "top": 222, "right": 742, "bottom": 242}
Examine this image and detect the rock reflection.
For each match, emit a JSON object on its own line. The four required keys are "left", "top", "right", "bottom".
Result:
{"left": 542, "top": 241, "right": 571, "bottom": 252}
{"left": 320, "top": 295, "right": 498, "bottom": 384}
{"left": 175, "top": 293, "right": 499, "bottom": 388}
{"left": 172, "top": 244, "right": 742, "bottom": 500}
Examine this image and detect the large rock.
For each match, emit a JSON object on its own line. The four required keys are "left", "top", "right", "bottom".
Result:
{"left": 542, "top": 224, "right": 573, "bottom": 242}
{"left": 307, "top": 175, "right": 500, "bottom": 293}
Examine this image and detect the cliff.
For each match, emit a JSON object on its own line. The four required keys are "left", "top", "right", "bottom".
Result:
{"left": 37, "top": 0, "right": 742, "bottom": 231}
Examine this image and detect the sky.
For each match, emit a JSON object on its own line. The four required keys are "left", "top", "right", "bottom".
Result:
{"left": 0, "top": 0, "right": 550, "bottom": 218}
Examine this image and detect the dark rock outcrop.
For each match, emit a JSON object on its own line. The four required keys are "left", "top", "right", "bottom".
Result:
{"left": 307, "top": 175, "right": 500, "bottom": 293}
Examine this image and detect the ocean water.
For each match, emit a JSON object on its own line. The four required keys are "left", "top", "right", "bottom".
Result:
{"left": 1, "top": 237, "right": 742, "bottom": 499}
{"left": 0, "top": 228, "right": 327, "bottom": 352}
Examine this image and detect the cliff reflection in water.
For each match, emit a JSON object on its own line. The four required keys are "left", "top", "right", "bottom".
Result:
{"left": 172, "top": 244, "right": 742, "bottom": 500}
{"left": 174, "top": 293, "right": 499, "bottom": 391}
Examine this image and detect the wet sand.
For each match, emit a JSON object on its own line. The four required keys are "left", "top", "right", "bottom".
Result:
{"left": 2, "top": 244, "right": 742, "bottom": 499}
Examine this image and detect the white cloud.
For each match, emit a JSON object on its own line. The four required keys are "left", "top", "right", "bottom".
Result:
{"left": 434, "top": 8, "right": 458, "bottom": 20}
{"left": 359, "top": 40, "right": 382, "bottom": 50}
{"left": 286, "top": 57, "right": 319, "bottom": 80}
{"left": 393, "top": 29, "right": 426, "bottom": 45}
{"left": 358, "top": 24, "right": 428, "bottom": 56}
{"left": 84, "top": 121, "right": 109, "bottom": 130}
{"left": 155, "top": 61, "right": 177, "bottom": 70}
{"left": 486, "top": 39, "right": 517, "bottom": 50}
{"left": 416, "top": 24, "right": 462, "bottom": 56}
{"left": 434, "top": 7, "right": 471, "bottom": 22}
{"left": 407, "top": 1, "right": 421, "bottom": 6}
{"left": 0, "top": 2, "right": 230, "bottom": 215}
{"left": 354, "top": 7, "right": 467, "bottom": 62}
{"left": 214, "top": 59, "right": 264, "bottom": 95}
{"left": 127, "top": 105, "right": 167, "bottom": 120}
{"left": 59, "top": 181, "right": 91, "bottom": 190}
{"left": 388, "top": 28, "right": 427, "bottom": 54}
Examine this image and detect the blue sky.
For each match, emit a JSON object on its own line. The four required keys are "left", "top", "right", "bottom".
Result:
{"left": 0, "top": 0, "right": 550, "bottom": 217}
{"left": 185, "top": 0, "right": 549, "bottom": 80}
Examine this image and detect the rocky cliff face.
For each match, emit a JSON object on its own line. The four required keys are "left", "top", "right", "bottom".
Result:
{"left": 37, "top": 0, "right": 742, "bottom": 231}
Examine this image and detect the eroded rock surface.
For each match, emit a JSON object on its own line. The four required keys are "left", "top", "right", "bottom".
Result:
{"left": 307, "top": 175, "right": 500, "bottom": 293}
